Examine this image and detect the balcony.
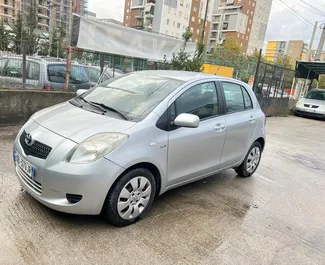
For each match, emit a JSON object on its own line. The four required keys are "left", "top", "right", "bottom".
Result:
{"left": 146, "top": 0, "right": 155, "bottom": 6}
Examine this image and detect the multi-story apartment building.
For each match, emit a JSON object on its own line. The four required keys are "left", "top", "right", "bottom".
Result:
{"left": 0, "top": 0, "right": 21, "bottom": 23}
{"left": 265, "top": 40, "right": 308, "bottom": 62}
{"left": 14, "top": 0, "right": 87, "bottom": 31}
{"left": 209, "top": 0, "right": 272, "bottom": 55}
{"left": 123, "top": 0, "right": 214, "bottom": 44}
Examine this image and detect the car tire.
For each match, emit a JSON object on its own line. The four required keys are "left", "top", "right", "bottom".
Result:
{"left": 235, "top": 142, "right": 262, "bottom": 178}
{"left": 102, "top": 168, "right": 156, "bottom": 227}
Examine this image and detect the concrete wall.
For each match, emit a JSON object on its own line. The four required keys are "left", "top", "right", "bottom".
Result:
{"left": 0, "top": 90, "right": 75, "bottom": 126}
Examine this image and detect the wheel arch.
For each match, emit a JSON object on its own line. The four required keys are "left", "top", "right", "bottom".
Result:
{"left": 112, "top": 162, "right": 162, "bottom": 197}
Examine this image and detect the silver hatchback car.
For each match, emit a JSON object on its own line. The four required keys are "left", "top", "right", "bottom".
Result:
{"left": 13, "top": 71, "right": 266, "bottom": 226}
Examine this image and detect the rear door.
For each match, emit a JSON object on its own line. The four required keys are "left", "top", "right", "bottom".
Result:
{"left": 219, "top": 81, "right": 258, "bottom": 168}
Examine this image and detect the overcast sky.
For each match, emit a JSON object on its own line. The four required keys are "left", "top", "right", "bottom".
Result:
{"left": 88, "top": 0, "right": 325, "bottom": 50}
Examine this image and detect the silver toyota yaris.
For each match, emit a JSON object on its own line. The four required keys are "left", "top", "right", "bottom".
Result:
{"left": 13, "top": 71, "right": 266, "bottom": 226}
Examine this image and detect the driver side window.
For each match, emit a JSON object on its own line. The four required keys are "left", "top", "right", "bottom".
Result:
{"left": 174, "top": 82, "right": 219, "bottom": 120}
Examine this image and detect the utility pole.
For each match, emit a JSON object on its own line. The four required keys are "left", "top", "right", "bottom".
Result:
{"left": 306, "top": 21, "right": 318, "bottom": 61}
{"left": 200, "top": 0, "right": 210, "bottom": 42}
{"left": 315, "top": 23, "right": 325, "bottom": 61}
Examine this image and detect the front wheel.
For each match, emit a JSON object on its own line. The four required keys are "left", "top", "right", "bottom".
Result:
{"left": 102, "top": 168, "right": 156, "bottom": 226}
{"left": 236, "top": 142, "right": 262, "bottom": 178}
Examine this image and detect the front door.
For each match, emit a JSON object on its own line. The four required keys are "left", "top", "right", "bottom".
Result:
{"left": 219, "top": 81, "right": 258, "bottom": 168}
{"left": 167, "top": 81, "right": 226, "bottom": 186}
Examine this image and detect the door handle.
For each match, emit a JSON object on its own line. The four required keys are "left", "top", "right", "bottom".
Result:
{"left": 215, "top": 123, "right": 226, "bottom": 132}
{"left": 249, "top": 116, "right": 256, "bottom": 123}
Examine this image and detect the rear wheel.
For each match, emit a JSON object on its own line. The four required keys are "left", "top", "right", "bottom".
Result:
{"left": 102, "top": 168, "right": 156, "bottom": 226}
{"left": 236, "top": 142, "right": 262, "bottom": 178}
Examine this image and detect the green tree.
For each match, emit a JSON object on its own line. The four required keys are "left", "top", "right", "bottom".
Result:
{"left": 12, "top": 12, "right": 25, "bottom": 54}
{"left": 0, "top": 19, "right": 9, "bottom": 51}
{"left": 312, "top": 75, "right": 325, "bottom": 89}
{"left": 160, "top": 27, "right": 205, "bottom": 72}
{"left": 25, "top": 0, "right": 39, "bottom": 55}
{"left": 276, "top": 55, "right": 294, "bottom": 70}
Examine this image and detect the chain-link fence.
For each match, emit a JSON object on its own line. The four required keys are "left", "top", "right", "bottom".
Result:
{"left": 0, "top": 39, "right": 162, "bottom": 91}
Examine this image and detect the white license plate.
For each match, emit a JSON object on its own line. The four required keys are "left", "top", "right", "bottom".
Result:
{"left": 14, "top": 152, "right": 35, "bottom": 179}
{"left": 305, "top": 108, "right": 315, "bottom": 113}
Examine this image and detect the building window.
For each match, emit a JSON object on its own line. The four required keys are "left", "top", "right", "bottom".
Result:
{"left": 125, "top": 23, "right": 128, "bottom": 27}
{"left": 249, "top": 0, "right": 251, "bottom": 5}
{"left": 167, "top": 19, "right": 169, "bottom": 25}
{"left": 180, "top": 0, "right": 184, "bottom": 6}
{"left": 126, "top": 15, "right": 128, "bottom": 20}
{"left": 242, "top": 35, "right": 244, "bottom": 39}
{"left": 127, "top": 9, "right": 129, "bottom": 13}
{"left": 190, "top": 27, "right": 194, "bottom": 32}
{"left": 241, "top": 43, "right": 243, "bottom": 47}
{"left": 248, "top": 27, "right": 250, "bottom": 32}
{"left": 127, "top": 1, "right": 130, "bottom": 6}
{"left": 168, "top": 7, "right": 171, "bottom": 14}
{"left": 192, "top": 16, "right": 195, "bottom": 22}
{"left": 237, "top": 33, "right": 240, "bottom": 37}
{"left": 173, "top": 21, "right": 175, "bottom": 26}
{"left": 251, "top": 11, "right": 253, "bottom": 15}
{"left": 177, "top": 23, "right": 180, "bottom": 28}
{"left": 247, "top": 9, "right": 249, "bottom": 14}
{"left": 165, "top": 30, "right": 168, "bottom": 35}
{"left": 193, "top": 6, "right": 197, "bottom": 12}
{"left": 178, "top": 11, "right": 182, "bottom": 17}
{"left": 246, "top": 36, "right": 248, "bottom": 40}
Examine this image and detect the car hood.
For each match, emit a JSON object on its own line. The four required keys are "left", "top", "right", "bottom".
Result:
{"left": 32, "top": 102, "right": 136, "bottom": 143}
{"left": 300, "top": 98, "right": 325, "bottom": 106}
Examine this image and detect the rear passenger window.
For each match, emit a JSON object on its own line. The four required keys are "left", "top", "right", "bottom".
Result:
{"left": 222, "top": 82, "right": 253, "bottom": 113}
{"left": 222, "top": 82, "right": 245, "bottom": 113}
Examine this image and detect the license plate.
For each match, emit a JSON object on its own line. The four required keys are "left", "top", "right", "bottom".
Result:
{"left": 305, "top": 108, "right": 315, "bottom": 113}
{"left": 14, "top": 152, "right": 35, "bottom": 179}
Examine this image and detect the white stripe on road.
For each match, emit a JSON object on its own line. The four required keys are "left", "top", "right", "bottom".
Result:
{"left": 256, "top": 173, "right": 274, "bottom": 183}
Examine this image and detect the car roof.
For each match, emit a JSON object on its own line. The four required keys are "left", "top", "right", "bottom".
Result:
{"left": 134, "top": 70, "right": 235, "bottom": 82}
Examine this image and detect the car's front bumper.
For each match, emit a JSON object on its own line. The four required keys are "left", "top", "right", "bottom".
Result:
{"left": 295, "top": 106, "right": 325, "bottom": 119}
{"left": 13, "top": 122, "right": 125, "bottom": 215}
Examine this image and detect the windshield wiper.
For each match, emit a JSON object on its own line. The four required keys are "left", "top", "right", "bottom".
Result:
{"left": 74, "top": 96, "right": 107, "bottom": 113}
{"left": 89, "top": 101, "right": 129, "bottom": 120}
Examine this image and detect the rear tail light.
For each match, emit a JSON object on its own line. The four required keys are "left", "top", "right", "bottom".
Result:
{"left": 43, "top": 86, "right": 53, "bottom": 91}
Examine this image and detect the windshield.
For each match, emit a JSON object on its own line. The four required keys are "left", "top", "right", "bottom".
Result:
{"left": 82, "top": 73, "right": 184, "bottom": 120}
{"left": 305, "top": 90, "right": 325, "bottom": 101}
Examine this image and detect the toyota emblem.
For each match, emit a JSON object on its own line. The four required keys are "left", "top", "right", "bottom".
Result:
{"left": 25, "top": 133, "right": 34, "bottom": 146}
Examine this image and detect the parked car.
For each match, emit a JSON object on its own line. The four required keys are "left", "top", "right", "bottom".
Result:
{"left": 13, "top": 71, "right": 266, "bottom": 226}
{"left": 83, "top": 65, "right": 123, "bottom": 87}
{"left": 0, "top": 56, "right": 90, "bottom": 91}
{"left": 295, "top": 89, "right": 325, "bottom": 119}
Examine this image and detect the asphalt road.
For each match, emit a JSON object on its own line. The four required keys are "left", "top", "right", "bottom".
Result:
{"left": 0, "top": 116, "right": 325, "bottom": 265}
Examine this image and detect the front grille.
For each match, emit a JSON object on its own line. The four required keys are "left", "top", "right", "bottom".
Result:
{"left": 304, "top": 104, "right": 319, "bottom": 109}
{"left": 16, "top": 165, "right": 42, "bottom": 194}
{"left": 19, "top": 131, "right": 52, "bottom": 159}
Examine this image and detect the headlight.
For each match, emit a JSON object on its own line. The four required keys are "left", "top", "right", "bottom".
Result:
{"left": 65, "top": 133, "right": 128, "bottom": 163}
{"left": 320, "top": 105, "right": 325, "bottom": 110}
{"left": 296, "top": 101, "right": 304, "bottom": 108}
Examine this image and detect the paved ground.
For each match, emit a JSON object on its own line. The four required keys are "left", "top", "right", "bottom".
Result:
{"left": 0, "top": 116, "right": 325, "bottom": 265}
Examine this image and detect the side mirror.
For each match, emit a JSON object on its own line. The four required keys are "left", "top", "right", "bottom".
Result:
{"left": 174, "top": 113, "right": 200, "bottom": 128}
{"left": 76, "top": 89, "right": 87, "bottom": 96}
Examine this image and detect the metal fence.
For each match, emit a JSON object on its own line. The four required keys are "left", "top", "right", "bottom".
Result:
{"left": 0, "top": 40, "right": 161, "bottom": 91}
{"left": 252, "top": 62, "right": 296, "bottom": 115}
